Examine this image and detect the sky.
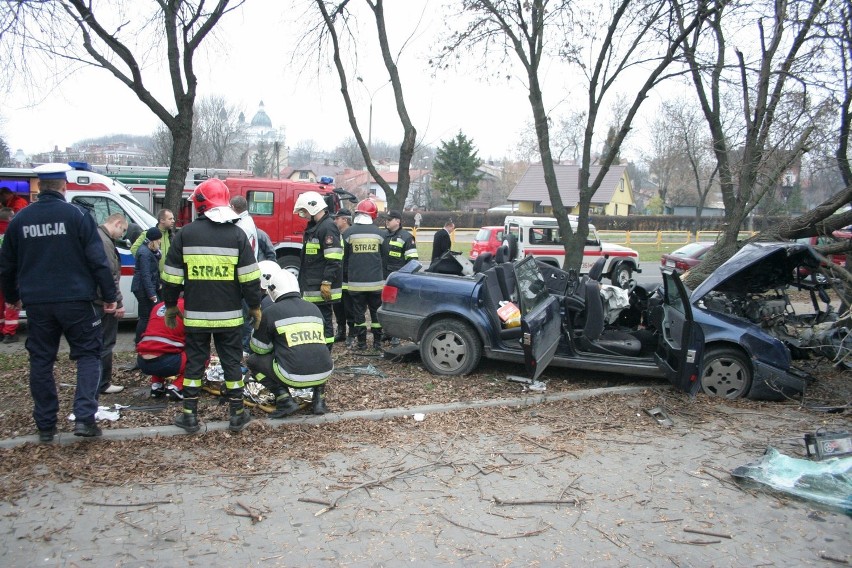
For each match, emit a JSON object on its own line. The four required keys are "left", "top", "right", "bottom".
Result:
{"left": 0, "top": 1, "right": 640, "bottom": 163}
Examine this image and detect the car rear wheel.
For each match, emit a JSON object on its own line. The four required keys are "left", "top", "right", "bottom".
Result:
{"left": 610, "top": 262, "right": 634, "bottom": 288}
{"left": 420, "top": 319, "right": 482, "bottom": 375}
{"left": 700, "top": 347, "right": 752, "bottom": 399}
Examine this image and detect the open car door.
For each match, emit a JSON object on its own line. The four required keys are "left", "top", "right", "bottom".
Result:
{"left": 514, "top": 255, "right": 562, "bottom": 380}
{"left": 654, "top": 269, "right": 704, "bottom": 395}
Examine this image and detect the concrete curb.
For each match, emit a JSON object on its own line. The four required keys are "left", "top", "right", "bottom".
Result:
{"left": 0, "top": 384, "right": 660, "bottom": 448}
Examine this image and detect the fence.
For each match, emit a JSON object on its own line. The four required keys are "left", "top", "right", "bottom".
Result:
{"left": 414, "top": 227, "right": 755, "bottom": 251}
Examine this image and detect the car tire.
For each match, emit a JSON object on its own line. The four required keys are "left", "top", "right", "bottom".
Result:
{"left": 420, "top": 319, "right": 482, "bottom": 375}
{"left": 700, "top": 346, "right": 752, "bottom": 399}
{"left": 610, "top": 262, "right": 634, "bottom": 288}
{"left": 277, "top": 255, "right": 300, "bottom": 279}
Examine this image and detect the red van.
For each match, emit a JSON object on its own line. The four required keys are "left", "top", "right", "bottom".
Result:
{"left": 469, "top": 226, "right": 504, "bottom": 260}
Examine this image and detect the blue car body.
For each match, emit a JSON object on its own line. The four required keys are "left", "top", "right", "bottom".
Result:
{"left": 379, "top": 255, "right": 704, "bottom": 394}
{"left": 380, "top": 242, "right": 829, "bottom": 400}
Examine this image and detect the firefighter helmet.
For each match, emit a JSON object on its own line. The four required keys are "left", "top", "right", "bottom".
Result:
{"left": 355, "top": 199, "right": 378, "bottom": 220}
{"left": 267, "top": 269, "right": 300, "bottom": 301}
{"left": 293, "top": 191, "right": 328, "bottom": 217}
{"left": 258, "top": 260, "right": 282, "bottom": 290}
{"left": 190, "top": 178, "right": 231, "bottom": 216}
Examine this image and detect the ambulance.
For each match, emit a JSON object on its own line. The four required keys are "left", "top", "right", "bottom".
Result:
{"left": 0, "top": 162, "right": 157, "bottom": 318}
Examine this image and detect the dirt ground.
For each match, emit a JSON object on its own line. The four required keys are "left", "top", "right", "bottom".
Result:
{"left": 0, "top": 345, "right": 849, "bottom": 503}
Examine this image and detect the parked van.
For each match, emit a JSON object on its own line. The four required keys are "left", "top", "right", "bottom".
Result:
{"left": 0, "top": 163, "right": 157, "bottom": 318}
{"left": 504, "top": 215, "right": 641, "bottom": 286}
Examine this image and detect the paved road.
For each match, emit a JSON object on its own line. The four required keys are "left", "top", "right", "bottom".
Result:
{"left": 0, "top": 391, "right": 848, "bottom": 566}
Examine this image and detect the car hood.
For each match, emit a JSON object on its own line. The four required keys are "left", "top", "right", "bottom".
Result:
{"left": 690, "top": 242, "right": 821, "bottom": 302}
{"left": 601, "top": 243, "right": 638, "bottom": 254}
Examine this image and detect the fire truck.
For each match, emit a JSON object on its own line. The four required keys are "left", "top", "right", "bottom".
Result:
{"left": 94, "top": 165, "right": 355, "bottom": 273}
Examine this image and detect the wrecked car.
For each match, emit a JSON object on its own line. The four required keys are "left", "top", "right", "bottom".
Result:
{"left": 378, "top": 253, "right": 705, "bottom": 395}
{"left": 379, "top": 242, "right": 845, "bottom": 401}
{"left": 690, "top": 241, "right": 849, "bottom": 399}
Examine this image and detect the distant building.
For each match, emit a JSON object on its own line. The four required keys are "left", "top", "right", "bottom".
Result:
{"left": 238, "top": 100, "right": 288, "bottom": 172}
{"left": 507, "top": 164, "right": 635, "bottom": 216}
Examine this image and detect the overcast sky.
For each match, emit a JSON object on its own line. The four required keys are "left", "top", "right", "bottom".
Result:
{"left": 1, "top": 0, "right": 649, "bottom": 163}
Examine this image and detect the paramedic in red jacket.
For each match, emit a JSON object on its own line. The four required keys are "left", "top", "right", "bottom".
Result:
{"left": 137, "top": 299, "right": 186, "bottom": 401}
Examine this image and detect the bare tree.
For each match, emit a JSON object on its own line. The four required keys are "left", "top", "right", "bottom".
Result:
{"left": 302, "top": 0, "right": 418, "bottom": 209}
{"left": 194, "top": 95, "right": 246, "bottom": 168}
{"left": 0, "top": 1, "right": 243, "bottom": 213}
{"left": 289, "top": 139, "right": 320, "bottom": 168}
{"left": 679, "top": 0, "right": 852, "bottom": 286}
{"left": 438, "top": 0, "right": 716, "bottom": 273}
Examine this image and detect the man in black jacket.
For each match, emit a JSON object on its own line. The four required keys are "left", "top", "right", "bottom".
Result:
{"left": 0, "top": 163, "right": 117, "bottom": 441}
{"left": 431, "top": 219, "right": 455, "bottom": 261}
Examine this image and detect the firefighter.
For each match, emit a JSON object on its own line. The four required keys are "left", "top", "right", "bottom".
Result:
{"left": 161, "top": 178, "right": 262, "bottom": 434}
{"left": 248, "top": 270, "right": 333, "bottom": 416}
{"left": 332, "top": 209, "right": 354, "bottom": 345}
{"left": 380, "top": 210, "right": 418, "bottom": 346}
{"left": 0, "top": 163, "right": 117, "bottom": 440}
{"left": 344, "top": 199, "right": 385, "bottom": 350}
{"left": 293, "top": 191, "right": 342, "bottom": 351}
{"left": 381, "top": 210, "right": 418, "bottom": 277}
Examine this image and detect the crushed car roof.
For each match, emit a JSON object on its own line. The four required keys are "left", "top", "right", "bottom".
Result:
{"left": 690, "top": 242, "right": 822, "bottom": 301}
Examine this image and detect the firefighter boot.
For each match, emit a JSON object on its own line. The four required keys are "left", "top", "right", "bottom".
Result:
{"left": 345, "top": 324, "right": 356, "bottom": 348}
{"left": 334, "top": 325, "right": 346, "bottom": 343}
{"left": 355, "top": 331, "right": 368, "bottom": 351}
{"left": 269, "top": 393, "right": 300, "bottom": 419}
{"left": 372, "top": 330, "right": 384, "bottom": 350}
{"left": 312, "top": 384, "right": 328, "bottom": 415}
{"left": 228, "top": 398, "right": 252, "bottom": 432}
{"left": 174, "top": 397, "right": 200, "bottom": 433}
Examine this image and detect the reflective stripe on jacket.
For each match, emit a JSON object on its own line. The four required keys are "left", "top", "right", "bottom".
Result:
{"left": 161, "top": 216, "right": 261, "bottom": 330}
{"left": 249, "top": 292, "right": 334, "bottom": 388}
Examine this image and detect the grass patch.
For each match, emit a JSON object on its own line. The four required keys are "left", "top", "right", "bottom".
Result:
{"left": 416, "top": 241, "right": 681, "bottom": 264}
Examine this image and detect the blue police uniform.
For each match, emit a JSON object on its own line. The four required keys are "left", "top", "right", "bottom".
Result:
{"left": 0, "top": 170, "right": 117, "bottom": 438}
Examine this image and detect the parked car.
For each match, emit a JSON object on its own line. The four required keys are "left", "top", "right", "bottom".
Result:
{"left": 795, "top": 232, "right": 850, "bottom": 269}
{"left": 469, "top": 226, "right": 504, "bottom": 261}
{"left": 379, "top": 242, "right": 842, "bottom": 400}
{"left": 661, "top": 242, "right": 714, "bottom": 273}
{"left": 379, "top": 253, "right": 705, "bottom": 395}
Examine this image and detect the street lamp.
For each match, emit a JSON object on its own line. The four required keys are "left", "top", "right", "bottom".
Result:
{"left": 356, "top": 77, "right": 391, "bottom": 150}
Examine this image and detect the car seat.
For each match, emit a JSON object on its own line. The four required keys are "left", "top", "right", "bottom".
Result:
{"left": 473, "top": 252, "right": 494, "bottom": 274}
{"left": 576, "top": 277, "right": 642, "bottom": 357}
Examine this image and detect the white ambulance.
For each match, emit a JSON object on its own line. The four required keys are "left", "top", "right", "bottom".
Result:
{"left": 504, "top": 215, "right": 641, "bottom": 287}
{"left": 0, "top": 162, "right": 157, "bottom": 318}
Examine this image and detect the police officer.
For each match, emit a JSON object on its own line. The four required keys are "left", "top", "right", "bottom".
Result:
{"left": 345, "top": 200, "right": 385, "bottom": 350}
{"left": 293, "top": 191, "right": 342, "bottom": 351}
{"left": 162, "top": 178, "right": 262, "bottom": 434}
{"left": 248, "top": 270, "right": 334, "bottom": 416}
{"left": 381, "top": 210, "right": 418, "bottom": 277}
{"left": 0, "top": 163, "right": 117, "bottom": 441}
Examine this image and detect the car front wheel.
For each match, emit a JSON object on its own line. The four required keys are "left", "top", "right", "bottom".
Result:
{"left": 420, "top": 319, "right": 483, "bottom": 375}
{"left": 700, "top": 347, "right": 752, "bottom": 399}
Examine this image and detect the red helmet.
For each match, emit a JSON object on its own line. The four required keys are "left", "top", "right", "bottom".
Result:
{"left": 190, "top": 178, "right": 231, "bottom": 215}
{"left": 355, "top": 199, "right": 378, "bottom": 220}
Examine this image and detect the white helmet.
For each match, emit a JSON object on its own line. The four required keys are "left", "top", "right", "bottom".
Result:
{"left": 293, "top": 191, "right": 328, "bottom": 217}
{"left": 267, "top": 269, "right": 300, "bottom": 301}
{"left": 258, "top": 260, "right": 282, "bottom": 290}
